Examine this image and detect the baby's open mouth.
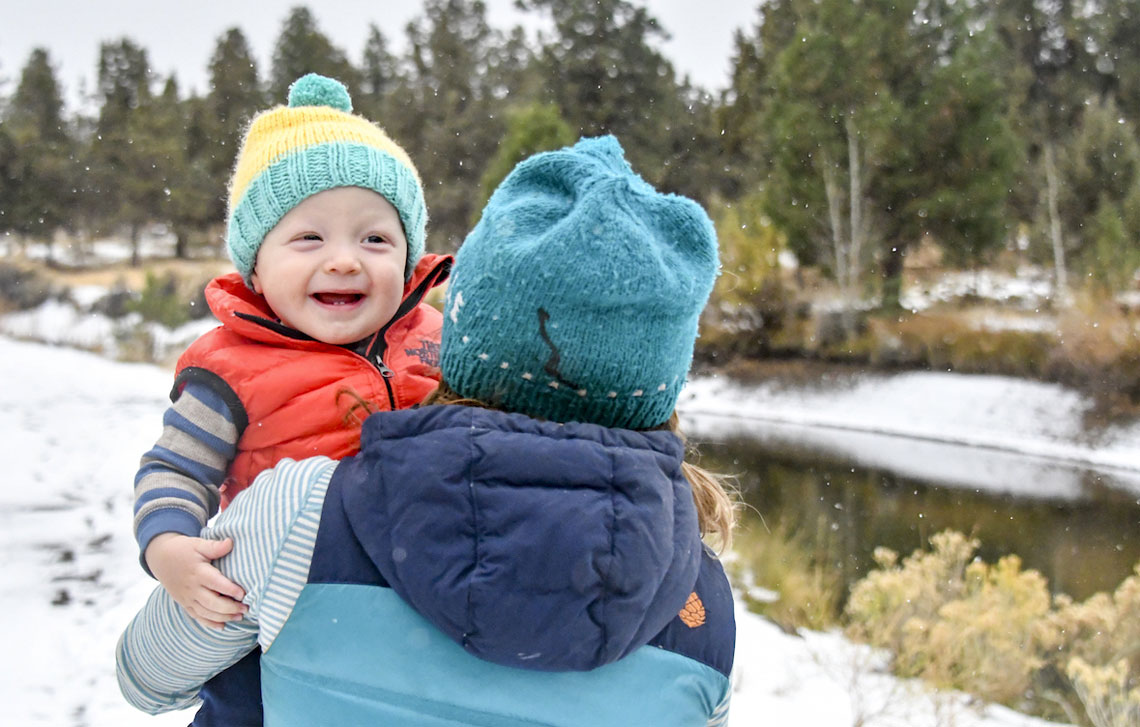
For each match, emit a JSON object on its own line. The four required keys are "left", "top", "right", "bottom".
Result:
{"left": 312, "top": 292, "right": 365, "bottom": 305}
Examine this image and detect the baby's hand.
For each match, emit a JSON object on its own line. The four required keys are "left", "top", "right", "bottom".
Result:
{"left": 145, "top": 533, "right": 248, "bottom": 630}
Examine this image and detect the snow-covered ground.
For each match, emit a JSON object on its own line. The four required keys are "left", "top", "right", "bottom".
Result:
{"left": 2, "top": 228, "right": 199, "bottom": 268}
{"left": 0, "top": 335, "right": 1076, "bottom": 727}
{"left": 900, "top": 267, "right": 1057, "bottom": 312}
{"left": 0, "top": 299, "right": 218, "bottom": 363}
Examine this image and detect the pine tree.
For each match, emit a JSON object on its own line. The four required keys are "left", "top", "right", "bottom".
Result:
{"left": 3, "top": 48, "right": 76, "bottom": 255}
{"left": 486, "top": 26, "right": 544, "bottom": 104}
{"left": 717, "top": 0, "right": 797, "bottom": 198}
{"left": 995, "top": 0, "right": 1099, "bottom": 299}
{"left": 1086, "top": 0, "right": 1140, "bottom": 121}
{"left": 268, "top": 6, "right": 361, "bottom": 102}
{"left": 519, "top": 0, "right": 687, "bottom": 187}
{"left": 0, "top": 118, "right": 20, "bottom": 244}
{"left": 358, "top": 23, "right": 399, "bottom": 121}
{"left": 745, "top": 0, "right": 1016, "bottom": 313}
{"left": 874, "top": 22, "right": 1018, "bottom": 301}
{"left": 147, "top": 81, "right": 218, "bottom": 259}
{"left": 88, "top": 38, "right": 159, "bottom": 265}
{"left": 207, "top": 28, "right": 264, "bottom": 189}
{"left": 475, "top": 102, "right": 575, "bottom": 210}
{"left": 1052, "top": 99, "right": 1140, "bottom": 290}
{"left": 395, "top": 0, "right": 506, "bottom": 249}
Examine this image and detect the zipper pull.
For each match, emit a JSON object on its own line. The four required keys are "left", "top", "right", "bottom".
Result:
{"left": 375, "top": 357, "right": 394, "bottom": 378}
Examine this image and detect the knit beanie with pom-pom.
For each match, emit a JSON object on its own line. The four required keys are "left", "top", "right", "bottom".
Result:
{"left": 225, "top": 73, "right": 426, "bottom": 282}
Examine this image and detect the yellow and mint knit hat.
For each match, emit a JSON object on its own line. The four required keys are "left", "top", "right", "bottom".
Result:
{"left": 441, "top": 136, "right": 719, "bottom": 430}
{"left": 226, "top": 73, "right": 427, "bottom": 281}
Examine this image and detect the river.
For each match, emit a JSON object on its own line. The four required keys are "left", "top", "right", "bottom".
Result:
{"left": 680, "top": 370, "right": 1140, "bottom": 602}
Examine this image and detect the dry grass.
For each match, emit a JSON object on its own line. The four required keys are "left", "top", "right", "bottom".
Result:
{"left": 729, "top": 517, "right": 844, "bottom": 632}
{"left": 37, "top": 257, "right": 232, "bottom": 291}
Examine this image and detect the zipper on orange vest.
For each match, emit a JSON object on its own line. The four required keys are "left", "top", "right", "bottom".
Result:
{"left": 363, "top": 256, "right": 451, "bottom": 411}
{"left": 364, "top": 342, "right": 397, "bottom": 409}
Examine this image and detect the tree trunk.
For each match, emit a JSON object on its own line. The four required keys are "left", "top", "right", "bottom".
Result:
{"left": 821, "top": 153, "right": 848, "bottom": 294}
{"left": 845, "top": 116, "right": 867, "bottom": 333}
{"left": 1043, "top": 140, "right": 1069, "bottom": 306}
{"left": 821, "top": 152, "right": 857, "bottom": 338}
{"left": 130, "top": 223, "right": 141, "bottom": 267}
{"left": 174, "top": 228, "right": 189, "bottom": 260}
{"left": 881, "top": 242, "right": 905, "bottom": 311}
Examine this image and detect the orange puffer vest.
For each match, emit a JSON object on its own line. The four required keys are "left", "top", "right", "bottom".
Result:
{"left": 174, "top": 254, "right": 451, "bottom": 508}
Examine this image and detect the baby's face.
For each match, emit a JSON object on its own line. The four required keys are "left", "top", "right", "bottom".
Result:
{"left": 251, "top": 187, "right": 408, "bottom": 345}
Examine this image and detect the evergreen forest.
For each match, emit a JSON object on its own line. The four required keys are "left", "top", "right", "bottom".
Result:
{"left": 2, "top": 0, "right": 1139, "bottom": 328}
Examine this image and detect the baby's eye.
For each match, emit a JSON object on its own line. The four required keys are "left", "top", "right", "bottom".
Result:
{"left": 364, "top": 235, "right": 387, "bottom": 245}
{"left": 296, "top": 233, "right": 322, "bottom": 242}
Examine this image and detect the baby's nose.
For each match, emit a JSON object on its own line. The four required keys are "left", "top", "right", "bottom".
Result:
{"left": 325, "top": 245, "right": 363, "bottom": 273}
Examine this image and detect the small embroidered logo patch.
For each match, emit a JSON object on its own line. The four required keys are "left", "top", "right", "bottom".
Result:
{"left": 679, "top": 591, "right": 705, "bottom": 628}
{"left": 405, "top": 338, "right": 441, "bottom": 367}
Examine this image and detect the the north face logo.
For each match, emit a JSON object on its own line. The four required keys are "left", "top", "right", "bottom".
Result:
{"left": 405, "top": 338, "right": 441, "bottom": 367}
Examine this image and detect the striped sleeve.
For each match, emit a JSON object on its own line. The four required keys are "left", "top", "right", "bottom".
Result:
{"left": 133, "top": 380, "right": 238, "bottom": 568}
{"left": 207, "top": 456, "right": 336, "bottom": 649}
{"left": 707, "top": 684, "right": 731, "bottom": 727}
{"left": 116, "top": 456, "right": 336, "bottom": 714}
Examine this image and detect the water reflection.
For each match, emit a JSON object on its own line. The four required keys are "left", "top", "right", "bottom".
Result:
{"left": 692, "top": 422, "right": 1140, "bottom": 602}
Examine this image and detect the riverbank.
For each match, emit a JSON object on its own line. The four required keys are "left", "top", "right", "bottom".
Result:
{"left": 679, "top": 365, "right": 1140, "bottom": 500}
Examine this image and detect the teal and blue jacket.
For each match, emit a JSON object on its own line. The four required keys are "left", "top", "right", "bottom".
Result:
{"left": 117, "top": 405, "right": 735, "bottom": 726}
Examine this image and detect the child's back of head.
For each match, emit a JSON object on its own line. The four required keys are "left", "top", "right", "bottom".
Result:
{"left": 437, "top": 135, "right": 734, "bottom": 545}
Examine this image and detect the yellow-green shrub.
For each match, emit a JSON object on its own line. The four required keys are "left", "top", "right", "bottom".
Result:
{"left": 699, "top": 195, "right": 795, "bottom": 360}
{"left": 845, "top": 531, "right": 1140, "bottom": 724}
{"left": 1066, "top": 658, "right": 1140, "bottom": 727}
{"left": 845, "top": 531, "right": 977, "bottom": 657}
{"left": 846, "top": 531, "right": 1052, "bottom": 708}
{"left": 906, "top": 555, "right": 1051, "bottom": 705}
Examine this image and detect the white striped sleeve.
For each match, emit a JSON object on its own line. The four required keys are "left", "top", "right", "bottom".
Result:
{"left": 116, "top": 456, "right": 337, "bottom": 714}
{"left": 216, "top": 456, "right": 335, "bottom": 649}
{"left": 706, "top": 680, "right": 731, "bottom": 727}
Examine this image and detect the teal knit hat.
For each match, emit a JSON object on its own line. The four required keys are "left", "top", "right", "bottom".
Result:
{"left": 226, "top": 74, "right": 427, "bottom": 282}
{"left": 440, "top": 136, "right": 719, "bottom": 430}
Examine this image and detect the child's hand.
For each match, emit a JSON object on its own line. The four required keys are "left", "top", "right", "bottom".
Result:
{"left": 145, "top": 533, "right": 248, "bottom": 630}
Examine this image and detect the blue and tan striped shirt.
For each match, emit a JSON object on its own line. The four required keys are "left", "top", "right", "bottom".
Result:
{"left": 133, "top": 381, "right": 238, "bottom": 565}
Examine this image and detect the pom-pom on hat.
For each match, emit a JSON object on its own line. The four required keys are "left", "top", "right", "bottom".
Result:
{"left": 441, "top": 136, "right": 719, "bottom": 430}
{"left": 225, "top": 73, "right": 427, "bottom": 282}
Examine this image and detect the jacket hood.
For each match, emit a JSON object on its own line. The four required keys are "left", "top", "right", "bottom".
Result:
{"left": 203, "top": 253, "right": 451, "bottom": 345}
{"left": 338, "top": 405, "right": 703, "bottom": 672}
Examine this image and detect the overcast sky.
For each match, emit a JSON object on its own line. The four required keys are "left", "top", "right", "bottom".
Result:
{"left": 0, "top": 0, "right": 759, "bottom": 112}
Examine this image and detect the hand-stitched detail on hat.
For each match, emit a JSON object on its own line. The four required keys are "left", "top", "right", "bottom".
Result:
{"left": 448, "top": 290, "right": 465, "bottom": 324}
{"left": 537, "top": 308, "right": 582, "bottom": 391}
